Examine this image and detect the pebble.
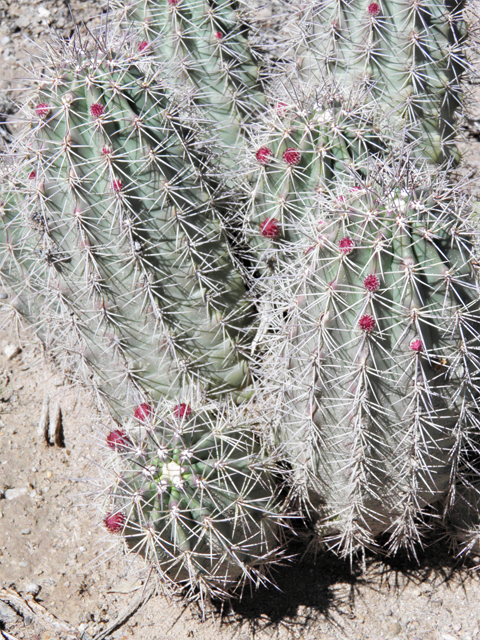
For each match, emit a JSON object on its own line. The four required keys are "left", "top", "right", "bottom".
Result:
{"left": 24, "top": 582, "right": 41, "bottom": 597}
{"left": 4, "top": 344, "right": 21, "bottom": 359}
{"left": 0, "top": 600, "right": 20, "bottom": 623}
{"left": 37, "top": 6, "right": 51, "bottom": 18}
{"left": 0, "top": 36, "right": 10, "bottom": 46}
{"left": 19, "top": 561, "right": 28, "bottom": 567}
{"left": 387, "top": 621, "right": 402, "bottom": 637}
{"left": 5, "top": 487, "right": 28, "bottom": 500}
{"left": 21, "top": 528, "right": 31, "bottom": 535}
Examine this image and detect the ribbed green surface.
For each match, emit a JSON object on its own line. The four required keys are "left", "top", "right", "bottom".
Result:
{"left": 288, "top": 0, "right": 468, "bottom": 163}
{"left": 104, "top": 403, "right": 279, "bottom": 593}
{"left": 0, "top": 41, "right": 254, "bottom": 415}
{"left": 247, "top": 94, "right": 480, "bottom": 554}
{"left": 112, "top": 0, "right": 265, "bottom": 148}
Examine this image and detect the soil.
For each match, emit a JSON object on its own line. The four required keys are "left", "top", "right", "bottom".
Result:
{"left": 1, "top": 2, "right": 480, "bottom": 640}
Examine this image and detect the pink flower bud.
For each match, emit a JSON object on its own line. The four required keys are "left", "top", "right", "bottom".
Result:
{"left": 106, "top": 429, "right": 132, "bottom": 451}
{"left": 134, "top": 403, "right": 153, "bottom": 421}
{"left": 104, "top": 512, "right": 125, "bottom": 533}
{"left": 35, "top": 103, "right": 50, "bottom": 119}
{"left": 90, "top": 103, "right": 105, "bottom": 118}
{"left": 339, "top": 237, "right": 354, "bottom": 254}
{"left": 256, "top": 147, "right": 272, "bottom": 165}
{"left": 410, "top": 339, "right": 422, "bottom": 352}
{"left": 283, "top": 148, "right": 301, "bottom": 166}
{"left": 260, "top": 218, "right": 281, "bottom": 239}
{"left": 363, "top": 274, "right": 380, "bottom": 292}
{"left": 359, "top": 314, "right": 375, "bottom": 332}
{"left": 174, "top": 403, "right": 192, "bottom": 418}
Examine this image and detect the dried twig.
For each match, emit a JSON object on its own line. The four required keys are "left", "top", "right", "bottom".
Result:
{"left": 0, "top": 587, "right": 79, "bottom": 635}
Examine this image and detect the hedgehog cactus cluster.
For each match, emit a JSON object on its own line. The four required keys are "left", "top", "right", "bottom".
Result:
{"left": 103, "top": 400, "right": 279, "bottom": 599}
{"left": 0, "top": 0, "right": 480, "bottom": 603}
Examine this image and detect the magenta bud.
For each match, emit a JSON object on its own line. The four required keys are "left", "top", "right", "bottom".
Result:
{"left": 174, "top": 403, "right": 191, "bottom": 419}
{"left": 255, "top": 146, "right": 272, "bottom": 165}
{"left": 134, "top": 403, "right": 153, "bottom": 422}
{"left": 35, "top": 103, "right": 50, "bottom": 119}
{"left": 363, "top": 274, "right": 380, "bottom": 292}
{"left": 104, "top": 512, "right": 125, "bottom": 533}
{"left": 260, "top": 217, "right": 281, "bottom": 239}
{"left": 90, "top": 103, "right": 105, "bottom": 118}
{"left": 359, "top": 314, "right": 375, "bottom": 332}
{"left": 283, "top": 148, "right": 301, "bottom": 166}
{"left": 410, "top": 339, "right": 422, "bottom": 352}
{"left": 339, "top": 237, "right": 354, "bottom": 254}
{"left": 106, "top": 429, "right": 132, "bottom": 451}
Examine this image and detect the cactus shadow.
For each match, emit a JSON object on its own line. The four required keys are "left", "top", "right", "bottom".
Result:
{"left": 219, "top": 530, "right": 480, "bottom": 634}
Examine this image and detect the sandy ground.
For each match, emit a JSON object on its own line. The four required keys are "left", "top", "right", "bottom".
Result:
{"left": 2, "top": 2, "right": 480, "bottom": 639}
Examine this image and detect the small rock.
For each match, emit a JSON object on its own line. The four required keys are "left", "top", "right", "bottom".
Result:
{"left": 4, "top": 344, "right": 21, "bottom": 359}
{"left": 0, "top": 600, "right": 20, "bottom": 624}
{"left": 19, "top": 561, "right": 28, "bottom": 567}
{"left": 5, "top": 487, "right": 28, "bottom": 500}
{"left": 0, "top": 36, "right": 10, "bottom": 46}
{"left": 452, "top": 622, "right": 462, "bottom": 632}
{"left": 21, "top": 528, "right": 32, "bottom": 535}
{"left": 38, "top": 5, "right": 51, "bottom": 18}
{"left": 24, "top": 582, "right": 41, "bottom": 597}
{"left": 387, "top": 621, "right": 402, "bottom": 637}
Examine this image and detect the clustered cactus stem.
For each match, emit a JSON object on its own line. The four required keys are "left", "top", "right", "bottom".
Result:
{"left": 1, "top": 0, "right": 480, "bottom": 606}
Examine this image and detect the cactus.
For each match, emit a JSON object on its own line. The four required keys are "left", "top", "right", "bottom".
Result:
{"left": 0, "top": 31, "right": 284, "bottom": 596}
{"left": 283, "top": 0, "right": 471, "bottom": 164}
{"left": 1, "top": 0, "right": 480, "bottom": 601}
{"left": 100, "top": 399, "right": 280, "bottom": 601}
{"left": 251, "top": 136, "right": 480, "bottom": 555}
{"left": 0, "top": 35, "right": 255, "bottom": 412}
{"left": 111, "top": 0, "right": 265, "bottom": 149}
